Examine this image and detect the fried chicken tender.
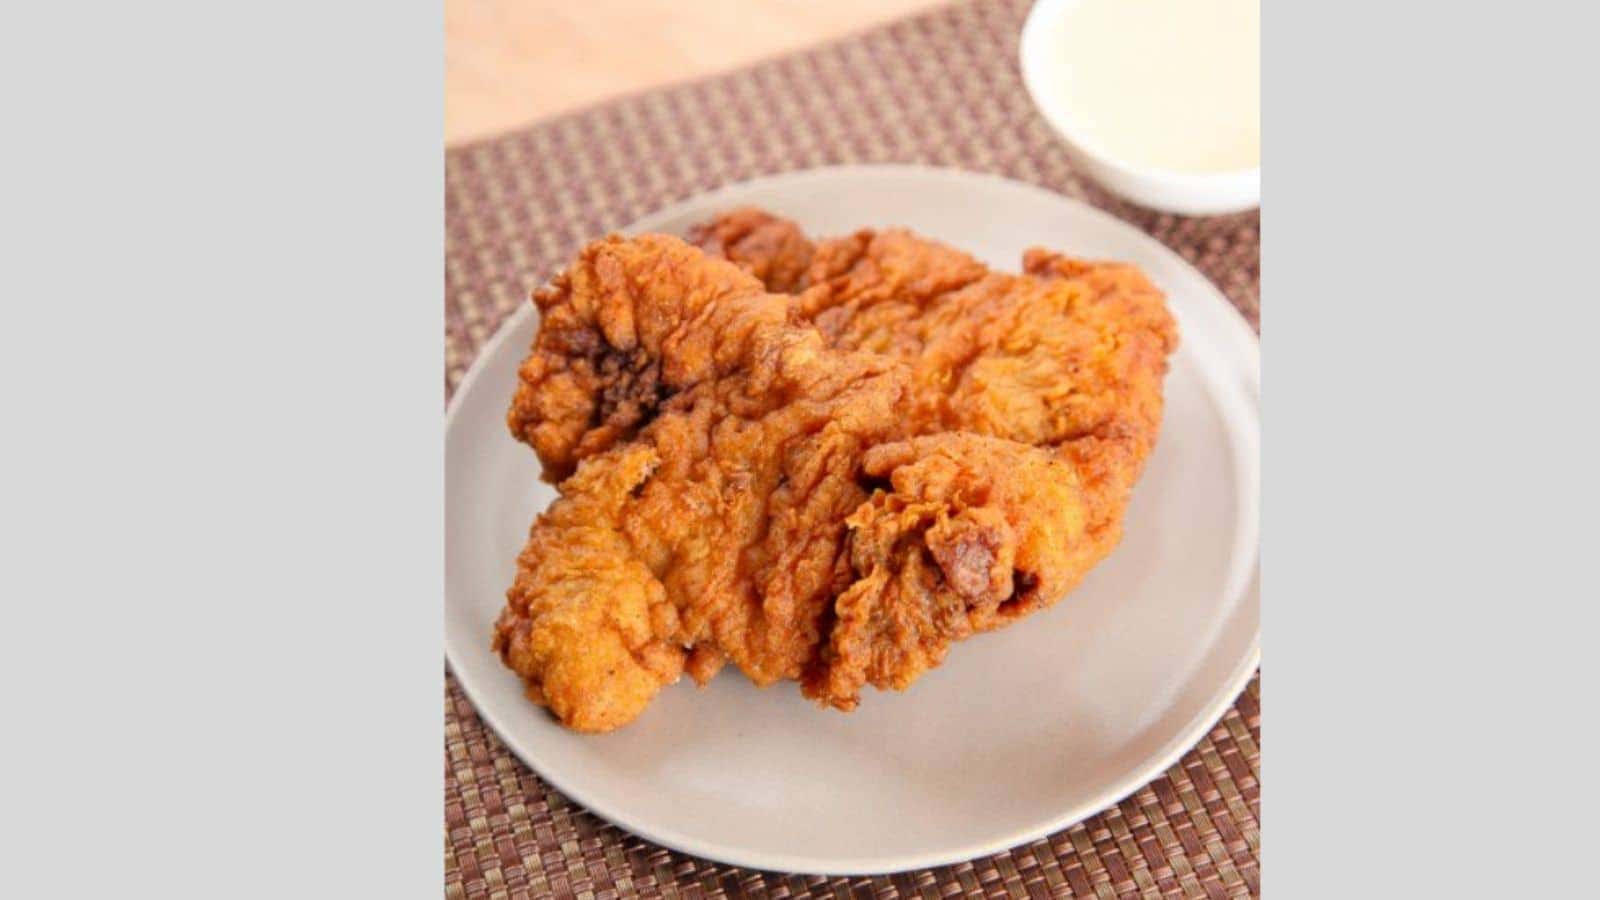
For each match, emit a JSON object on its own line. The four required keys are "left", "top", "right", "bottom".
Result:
{"left": 494, "top": 214, "right": 1177, "bottom": 731}
{"left": 699, "top": 209, "right": 1177, "bottom": 521}
{"left": 498, "top": 234, "right": 913, "bottom": 730}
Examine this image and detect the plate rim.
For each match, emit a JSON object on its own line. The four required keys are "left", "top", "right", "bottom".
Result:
{"left": 445, "top": 163, "right": 1260, "bottom": 875}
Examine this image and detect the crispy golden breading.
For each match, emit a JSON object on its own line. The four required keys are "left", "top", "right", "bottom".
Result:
{"left": 809, "top": 434, "right": 1092, "bottom": 708}
{"left": 686, "top": 207, "right": 815, "bottom": 294}
{"left": 494, "top": 213, "right": 1177, "bottom": 731}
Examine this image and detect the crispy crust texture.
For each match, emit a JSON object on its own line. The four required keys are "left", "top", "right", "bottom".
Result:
{"left": 493, "top": 213, "right": 1177, "bottom": 731}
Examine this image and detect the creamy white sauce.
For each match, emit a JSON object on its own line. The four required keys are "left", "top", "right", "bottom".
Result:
{"left": 1037, "top": 0, "right": 1260, "bottom": 174}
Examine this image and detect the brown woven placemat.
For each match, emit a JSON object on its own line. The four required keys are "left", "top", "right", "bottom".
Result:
{"left": 445, "top": 1, "right": 1260, "bottom": 896}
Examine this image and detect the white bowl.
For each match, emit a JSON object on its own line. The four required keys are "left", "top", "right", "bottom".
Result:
{"left": 1019, "top": 0, "right": 1260, "bottom": 216}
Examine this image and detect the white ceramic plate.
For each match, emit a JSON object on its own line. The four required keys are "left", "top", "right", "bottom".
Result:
{"left": 445, "top": 165, "right": 1259, "bottom": 875}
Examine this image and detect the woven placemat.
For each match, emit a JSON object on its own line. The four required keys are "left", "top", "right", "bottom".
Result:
{"left": 445, "top": 1, "right": 1260, "bottom": 896}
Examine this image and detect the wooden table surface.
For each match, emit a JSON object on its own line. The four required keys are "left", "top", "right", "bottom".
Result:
{"left": 446, "top": 0, "right": 949, "bottom": 146}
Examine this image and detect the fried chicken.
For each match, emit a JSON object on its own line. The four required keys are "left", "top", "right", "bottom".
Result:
{"left": 494, "top": 214, "right": 1177, "bottom": 731}
{"left": 696, "top": 209, "right": 1177, "bottom": 531}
